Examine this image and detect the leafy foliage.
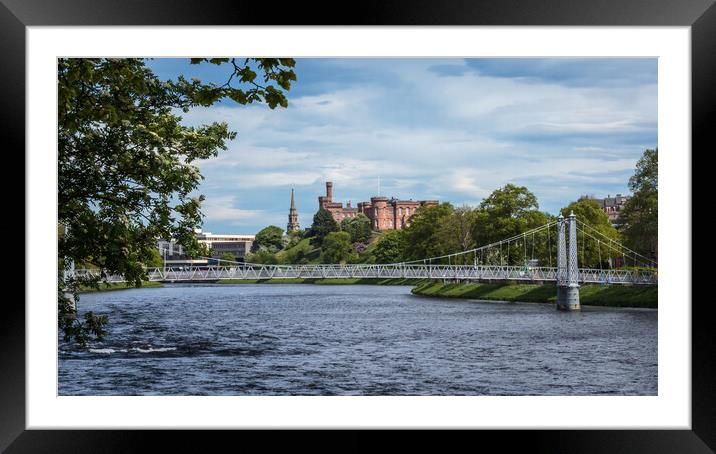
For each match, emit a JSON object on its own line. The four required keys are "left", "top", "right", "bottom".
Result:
{"left": 251, "top": 225, "right": 285, "bottom": 253}
{"left": 184, "top": 58, "right": 296, "bottom": 109}
{"left": 353, "top": 242, "right": 368, "bottom": 254}
{"left": 277, "top": 237, "right": 318, "bottom": 264}
{"left": 401, "top": 203, "right": 455, "bottom": 261}
{"left": 470, "top": 185, "right": 552, "bottom": 265}
{"left": 438, "top": 205, "right": 478, "bottom": 264}
{"left": 373, "top": 230, "right": 407, "bottom": 264}
{"left": 320, "top": 231, "right": 357, "bottom": 264}
{"left": 246, "top": 250, "right": 280, "bottom": 264}
{"left": 58, "top": 57, "right": 295, "bottom": 346}
{"left": 619, "top": 148, "right": 658, "bottom": 259}
{"left": 340, "top": 213, "right": 372, "bottom": 243}
{"left": 147, "top": 247, "right": 164, "bottom": 268}
{"left": 561, "top": 199, "right": 620, "bottom": 268}
{"left": 219, "top": 252, "right": 237, "bottom": 263}
{"left": 309, "top": 209, "right": 339, "bottom": 245}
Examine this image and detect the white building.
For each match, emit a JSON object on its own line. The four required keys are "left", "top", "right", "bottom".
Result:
{"left": 196, "top": 230, "right": 255, "bottom": 262}
{"left": 157, "top": 230, "right": 255, "bottom": 266}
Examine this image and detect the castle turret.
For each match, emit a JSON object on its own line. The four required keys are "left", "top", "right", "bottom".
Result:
{"left": 287, "top": 189, "right": 300, "bottom": 232}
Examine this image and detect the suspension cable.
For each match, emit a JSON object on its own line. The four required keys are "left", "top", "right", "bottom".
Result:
{"left": 577, "top": 220, "right": 655, "bottom": 266}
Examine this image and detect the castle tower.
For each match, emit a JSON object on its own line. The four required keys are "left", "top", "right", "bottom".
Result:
{"left": 287, "top": 189, "right": 300, "bottom": 232}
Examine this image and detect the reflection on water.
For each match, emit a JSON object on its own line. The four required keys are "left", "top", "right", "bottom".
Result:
{"left": 59, "top": 284, "right": 657, "bottom": 396}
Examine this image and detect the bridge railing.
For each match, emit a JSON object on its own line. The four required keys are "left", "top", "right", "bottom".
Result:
{"left": 70, "top": 264, "right": 657, "bottom": 285}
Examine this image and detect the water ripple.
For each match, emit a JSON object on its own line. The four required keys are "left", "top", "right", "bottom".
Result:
{"left": 59, "top": 284, "right": 657, "bottom": 396}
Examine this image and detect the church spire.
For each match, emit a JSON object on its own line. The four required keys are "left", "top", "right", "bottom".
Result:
{"left": 287, "top": 188, "right": 300, "bottom": 232}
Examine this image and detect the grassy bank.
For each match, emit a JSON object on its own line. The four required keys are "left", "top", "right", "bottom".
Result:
{"left": 411, "top": 281, "right": 657, "bottom": 308}
{"left": 78, "top": 281, "right": 163, "bottom": 293}
{"left": 216, "top": 277, "right": 431, "bottom": 286}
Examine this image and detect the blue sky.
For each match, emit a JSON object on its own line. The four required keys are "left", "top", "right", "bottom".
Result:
{"left": 147, "top": 58, "right": 657, "bottom": 235}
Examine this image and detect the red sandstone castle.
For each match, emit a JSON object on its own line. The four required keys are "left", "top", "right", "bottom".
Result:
{"left": 318, "top": 181, "right": 438, "bottom": 231}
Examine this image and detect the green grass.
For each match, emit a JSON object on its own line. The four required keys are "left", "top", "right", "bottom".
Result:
{"left": 216, "top": 277, "right": 431, "bottom": 286}
{"left": 78, "top": 281, "right": 163, "bottom": 293}
{"left": 276, "top": 237, "right": 322, "bottom": 263}
{"left": 411, "top": 281, "right": 657, "bottom": 308}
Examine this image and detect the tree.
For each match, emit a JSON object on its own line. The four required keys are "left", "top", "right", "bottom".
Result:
{"left": 438, "top": 205, "right": 478, "bottom": 264}
{"left": 561, "top": 199, "right": 620, "bottom": 268}
{"left": 285, "top": 229, "right": 303, "bottom": 249}
{"left": 320, "top": 231, "right": 357, "bottom": 264}
{"left": 246, "top": 250, "right": 279, "bottom": 265}
{"left": 479, "top": 183, "right": 538, "bottom": 219}
{"left": 251, "top": 225, "right": 285, "bottom": 253}
{"left": 373, "top": 230, "right": 407, "bottom": 264}
{"left": 147, "top": 247, "right": 164, "bottom": 268}
{"left": 471, "top": 185, "right": 551, "bottom": 266}
{"left": 219, "top": 252, "right": 237, "bottom": 264}
{"left": 340, "top": 213, "right": 372, "bottom": 243}
{"left": 58, "top": 57, "right": 296, "bottom": 345}
{"left": 309, "top": 208, "right": 339, "bottom": 245}
{"left": 619, "top": 148, "right": 658, "bottom": 260}
{"left": 401, "top": 203, "right": 455, "bottom": 262}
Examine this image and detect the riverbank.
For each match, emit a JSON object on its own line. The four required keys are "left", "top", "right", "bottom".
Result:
{"left": 78, "top": 281, "right": 163, "bottom": 293}
{"left": 411, "top": 282, "right": 657, "bottom": 308}
{"left": 216, "top": 277, "right": 431, "bottom": 286}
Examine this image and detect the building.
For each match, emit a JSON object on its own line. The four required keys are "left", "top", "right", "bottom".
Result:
{"left": 156, "top": 239, "right": 208, "bottom": 268}
{"left": 316, "top": 181, "right": 438, "bottom": 231}
{"left": 196, "top": 231, "right": 255, "bottom": 262}
{"left": 158, "top": 230, "right": 255, "bottom": 266}
{"left": 287, "top": 188, "right": 300, "bottom": 232}
{"left": 579, "top": 193, "right": 631, "bottom": 227}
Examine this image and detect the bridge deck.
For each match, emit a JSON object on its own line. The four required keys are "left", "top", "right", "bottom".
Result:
{"left": 72, "top": 264, "right": 657, "bottom": 285}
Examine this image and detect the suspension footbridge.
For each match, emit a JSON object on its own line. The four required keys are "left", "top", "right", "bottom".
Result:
{"left": 70, "top": 213, "right": 657, "bottom": 311}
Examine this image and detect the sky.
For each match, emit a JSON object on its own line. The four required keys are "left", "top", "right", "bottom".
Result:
{"left": 147, "top": 58, "right": 657, "bottom": 235}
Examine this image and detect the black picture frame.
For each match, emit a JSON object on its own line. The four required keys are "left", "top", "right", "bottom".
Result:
{"left": 4, "top": 0, "right": 712, "bottom": 451}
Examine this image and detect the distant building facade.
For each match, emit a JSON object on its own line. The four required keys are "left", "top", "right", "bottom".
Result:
{"left": 317, "top": 181, "right": 438, "bottom": 231}
{"left": 579, "top": 193, "right": 631, "bottom": 227}
{"left": 156, "top": 239, "right": 208, "bottom": 267}
{"left": 158, "top": 230, "right": 255, "bottom": 266}
{"left": 197, "top": 231, "right": 255, "bottom": 261}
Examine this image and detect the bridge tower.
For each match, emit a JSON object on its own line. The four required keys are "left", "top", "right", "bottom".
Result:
{"left": 556, "top": 212, "right": 581, "bottom": 311}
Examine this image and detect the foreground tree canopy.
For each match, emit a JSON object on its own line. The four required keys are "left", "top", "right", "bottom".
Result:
{"left": 58, "top": 57, "right": 296, "bottom": 345}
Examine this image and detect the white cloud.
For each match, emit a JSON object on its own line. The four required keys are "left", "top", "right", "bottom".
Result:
{"left": 172, "top": 58, "right": 655, "bottom": 232}
{"left": 201, "top": 195, "right": 263, "bottom": 223}
{"left": 238, "top": 171, "right": 322, "bottom": 188}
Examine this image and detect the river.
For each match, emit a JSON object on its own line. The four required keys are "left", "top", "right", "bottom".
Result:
{"left": 58, "top": 284, "right": 657, "bottom": 395}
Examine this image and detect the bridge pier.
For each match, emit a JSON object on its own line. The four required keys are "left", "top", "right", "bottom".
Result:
{"left": 556, "top": 212, "right": 580, "bottom": 311}
{"left": 557, "top": 285, "right": 580, "bottom": 311}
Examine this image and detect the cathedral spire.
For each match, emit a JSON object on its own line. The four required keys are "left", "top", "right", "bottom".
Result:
{"left": 287, "top": 188, "right": 300, "bottom": 232}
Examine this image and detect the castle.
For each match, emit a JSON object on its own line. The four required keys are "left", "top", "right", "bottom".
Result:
{"left": 317, "top": 181, "right": 437, "bottom": 230}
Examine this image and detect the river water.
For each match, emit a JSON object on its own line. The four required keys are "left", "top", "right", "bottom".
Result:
{"left": 58, "top": 284, "right": 657, "bottom": 395}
